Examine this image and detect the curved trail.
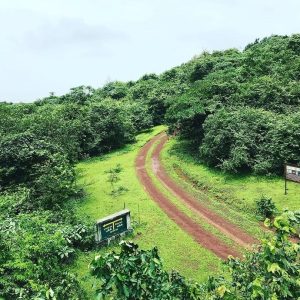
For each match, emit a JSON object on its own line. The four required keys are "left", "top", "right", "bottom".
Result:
{"left": 135, "top": 133, "right": 240, "bottom": 260}
{"left": 151, "top": 133, "right": 258, "bottom": 249}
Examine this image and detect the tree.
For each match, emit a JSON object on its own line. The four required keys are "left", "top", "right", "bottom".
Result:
{"left": 27, "top": 103, "right": 91, "bottom": 161}
{"left": 99, "top": 81, "right": 130, "bottom": 100}
{"left": 59, "top": 86, "right": 94, "bottom": 105}
{"left": 87, "top": 100, "right": 135, "bottom": 155}
{"left": 126, "top": 101, "right": 153, "bottom": 132}
{"left": 0, "top": 132, "right": 78, "bottom": 209}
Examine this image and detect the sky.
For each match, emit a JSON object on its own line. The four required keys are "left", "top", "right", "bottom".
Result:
{"left": 0, "top": 0, "right": 299, "bottom": 103}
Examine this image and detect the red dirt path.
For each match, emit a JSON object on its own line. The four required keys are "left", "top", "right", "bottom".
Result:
{"left": 152, "top": 134, "right": 258, "bottom": 249}
{"left": 135, "top": 133, "right": 240, "bottom": 260}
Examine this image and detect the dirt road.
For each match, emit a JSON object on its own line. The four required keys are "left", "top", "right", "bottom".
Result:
{"left": 151, "top": 133, "right": 258, "bottom": 249}
{"left": 135, "top": 133, "right": 241, "bottom": 260}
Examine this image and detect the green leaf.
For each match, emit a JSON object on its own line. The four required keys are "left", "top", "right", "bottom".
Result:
{"left": 123, "top": 285, "right": 130, "bottom": 298}
{"left": 267, "top": 263, "right": 281, "bottom": 274}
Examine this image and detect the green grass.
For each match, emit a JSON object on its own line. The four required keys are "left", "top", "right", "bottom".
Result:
{"left": 71, "top": 126, "right": 224, "bottom": 297}
{"left": 161, "top": 138, "right": 300, "bottom": 221}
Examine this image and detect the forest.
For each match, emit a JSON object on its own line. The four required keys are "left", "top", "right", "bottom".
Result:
{"left": 0, "top": 34, "right": 300, "bottom": 299}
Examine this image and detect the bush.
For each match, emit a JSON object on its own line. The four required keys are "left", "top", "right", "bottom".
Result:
{"left": 61, "top": 223, "right": 94, "bottom": 250}
{"left": 0, "top": 213, "right": 86, "bottom": 299}
{"left": 30, "top": 152, "right": 79, "bottom": 209}
{"left": 256, "top": 196, "right": 277, "bottom": 219}
{"left": 90, "top": 241, "right": 202, "bottom": 300}
{"left": 0, "top": 188, "right": 31, "bottom": 215}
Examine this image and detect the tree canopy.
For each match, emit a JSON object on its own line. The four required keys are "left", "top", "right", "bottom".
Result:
{"left": 166, "top": 34, "right": 300, "bottom": 175}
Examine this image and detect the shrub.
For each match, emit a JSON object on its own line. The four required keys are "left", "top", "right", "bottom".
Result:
{"left": 256, "top": 195, "right": 277, "bottom": 219}
{"left": 61, "top": 223, "right": 94, "bottom": 250}
{"left": 90, "top": 241, "right": 202, "bottom": 300}
{"left": 0, "top": 213, "right": 86, "bottom": 300}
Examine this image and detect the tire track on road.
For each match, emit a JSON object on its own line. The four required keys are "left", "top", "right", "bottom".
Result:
{"left": 151, "top": 133, "right": 258, "bottom": 249}
{"left": 135, "top": 133, "right": 240, "bottom": 260}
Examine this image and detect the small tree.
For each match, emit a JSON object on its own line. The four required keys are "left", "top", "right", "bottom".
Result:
{"left": 105, "top": 164, "right": 128, "bottom": 197}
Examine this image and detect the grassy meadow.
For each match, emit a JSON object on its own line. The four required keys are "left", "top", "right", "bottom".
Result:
{"left": 72, "top": 126, "right": 224, "bottom": 297}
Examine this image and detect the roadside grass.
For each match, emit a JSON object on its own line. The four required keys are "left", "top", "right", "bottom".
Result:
{"left": 71, "top": 126, "right": 224, "bottom": 297}
{"left": 161, "top": 138, "right": 300, "bottom": 224}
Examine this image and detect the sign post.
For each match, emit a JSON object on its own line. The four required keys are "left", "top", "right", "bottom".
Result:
{"left": 95, "top": 209, "right": 132, "bottom": 244}
{"left": 284, "top": 164, "right": 287, "bottom": 195}
{"left": 284, "top": 164, "right": 300, "bottom": 195}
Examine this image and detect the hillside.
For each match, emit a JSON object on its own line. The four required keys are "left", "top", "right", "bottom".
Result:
{"left": 0, "top": 34, "right": 300, "bottom": 299}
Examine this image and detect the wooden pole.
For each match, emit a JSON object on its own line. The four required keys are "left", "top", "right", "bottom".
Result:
{"left": 284, "top": 164, "right": 287, "bottom": 195}
{"left": 285, "top": 176, "right": 287, "bottom": 195}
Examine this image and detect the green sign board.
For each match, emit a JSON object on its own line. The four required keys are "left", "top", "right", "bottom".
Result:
{"left": 95, "top": 209, "right": 131, "bottom": 243}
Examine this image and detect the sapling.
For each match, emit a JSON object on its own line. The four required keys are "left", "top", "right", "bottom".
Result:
{"left": 105, "top": 164, "right": 128, "bottom": 197}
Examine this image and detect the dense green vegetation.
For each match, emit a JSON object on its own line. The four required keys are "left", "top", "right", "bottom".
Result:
{"left": 0, "top": 66, "right": 182, "bottom": 298}
{"left": 1, "top": 34, "right": 300, "bottom": 299}
{"left": 166, "top": 34, "right": 300, "bottom": 174}
{"left": 3, "top": 35, "right": 300, "bottom": 174}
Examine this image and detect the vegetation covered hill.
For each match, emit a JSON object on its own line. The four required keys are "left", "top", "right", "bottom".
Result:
{"left": 0, "top": 34, "right": 300, "bottom": 299}
{"left": 2, "top": 34, "right": 300, "bottom": 173}
{"left": 166, "top": 34, "right": 300, "bottom": 174}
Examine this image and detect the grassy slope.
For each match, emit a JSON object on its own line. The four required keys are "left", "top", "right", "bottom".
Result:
{"left": 71, "top": 126, "right": 223, "bottom": 297}
{"left": 161, "top": 138, "right": 300, "bottom": 227}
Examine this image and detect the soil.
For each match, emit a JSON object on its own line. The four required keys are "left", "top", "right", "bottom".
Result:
{"left": 135, "top": 133, "right": 240, "bottom": 260}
